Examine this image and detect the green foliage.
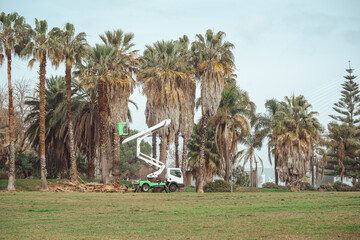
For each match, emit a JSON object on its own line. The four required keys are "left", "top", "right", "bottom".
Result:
{"left": 300, "top": 182, "right": 315, "bottom": 191}
{"left": 329, "top": 64, "right": 360, "bottom": 125}
{"left": 327, "top": 64, "right": 360, "bottom": 182}
{"left": 188, "top": 121, "right": 220, "bottom": 182}
{"left": 262, "top": 182, "right": 315, "bottom": 191}
{"left": 204, "top": 179, "right": 231, "bottom": 192}
{"left": 351, "top": 182, "right": 360, "bottom": 191}
{"left": 76, "top": 154, "right": 88, "bottom": 176}
{"left": 319, "top": 184, "right": 335, "bottom": 191}
{"left": 25, "top": 76, "right": 84, "bottom": 175}
{"left": 120, "top": 129, "right": 152, "bottom": 179}
{"left": 326, "top": 123, "right": 360, "bottom": 180}
{"left": 262, "top": 182, "right": 290, "bottom": 191}
{"left": 0, "top": 151, "right": 40, "bottom": 178}
{"left": 232, "top": 166, "right": 250, "bottom": 186}
{"left": 332, "top": 181, "right": 352, "bottom": 192}
{"left": 319, "top": 181, "right": 359, "bottom": 192}
{"left": 15, "top": 152, "right": 39, "bottom": 178}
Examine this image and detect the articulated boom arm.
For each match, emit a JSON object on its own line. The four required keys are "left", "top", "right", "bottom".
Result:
{"left": 122, "top": 119, "right": 171, "bottom": 179}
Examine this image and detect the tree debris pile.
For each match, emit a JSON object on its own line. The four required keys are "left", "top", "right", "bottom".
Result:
{"left": 47, "top": 180, "right": 135, "bottom": 193}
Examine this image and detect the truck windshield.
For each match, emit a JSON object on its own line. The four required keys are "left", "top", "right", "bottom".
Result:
{"left": 170, "top": 169, "right": 181, "bottom": 178}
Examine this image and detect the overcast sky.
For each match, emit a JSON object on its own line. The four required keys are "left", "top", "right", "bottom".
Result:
{"left": 1, "top": 0, "right": 360, "bottom": 168}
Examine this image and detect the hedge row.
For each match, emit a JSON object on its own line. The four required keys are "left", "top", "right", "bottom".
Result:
{"left": 262, "top": 181, "right": 360, "bottom": 192}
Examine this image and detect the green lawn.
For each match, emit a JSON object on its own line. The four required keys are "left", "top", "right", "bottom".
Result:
{"left": 1, "top": 191, "right": 359, "bottom": 239}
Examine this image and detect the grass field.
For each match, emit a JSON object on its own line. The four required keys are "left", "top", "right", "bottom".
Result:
{"left": 1, "top": 190, "right": 359, "bottom": 239}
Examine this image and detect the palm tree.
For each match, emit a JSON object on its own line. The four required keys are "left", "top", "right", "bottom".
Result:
{"left": 176, "top": 35, "right": 196, "bottom": 177}
{"left": 77, "top": 44, "right": 127, "bottom": 184}
{"left": 255, "top": 99, "right": 282, "bottom": 184}
{"left": 237, "top": 126, "right": 266, "bottom": 187}
{"left": 188, "top": 121, "right": 220, "bottom": 190}
{"left": 191, "top": 29, "right": 235, "bottom": 192}
{"left": 99, "top": 29, "right": 139, "bottom": 182}
{"left": 25, "top": 76, "right": 84, "bottom": 178}
{"left": 272, "top": 95, "right": 323, "bottom": 191}
{"left": 73, "top": 84, "right": 99, "bottom": 179}
{"left": 210, "top": 83, "right": 254, "bottom": 182}
{"left": 139, "top": 40, "right": 193, "bottom": 176}
{"left": 51, "top": 23, "right": 87, "bottom": 183}
{"left": 21, "top": 19, "right": 61, "bottom": 190}
{"left": 0, "top": 12, "right": 28, "bottom": 191}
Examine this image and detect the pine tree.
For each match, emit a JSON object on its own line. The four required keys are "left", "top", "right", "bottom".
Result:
{"left": 327, "top": 61, "right": 360, "bottom": 184}
{"left": 329, "top": 61, "right": 360, "bottom": 126}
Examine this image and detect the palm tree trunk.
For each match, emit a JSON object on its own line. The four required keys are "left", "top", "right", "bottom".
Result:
{"left": 6, "top": 50, "right": 16, "bottom": 191}
{"left": 175, "top": 132, "right": 179, "bottom": 168}
{"left": 112, "top": 129, "right": 121, "bottom": 182}
{"left": 152, "top": 132, "right": 157, "bottom": 159}
{"left": 181, "top": 135, "right": 188, "bottom": 184}
{"left": 275, "top": 155, "right": 278, "bottom": 185}
{"left": 311, "top": 157, "right": 315, "bottom": 186}
{"left": 87, "top": 139, "right": 96, "bottom": 179}
{"left": 60, "top": 160, "right": 68, "bottom": 179}
{"left": 159, "top": 135, "right": 168, "bottom": 180}
{"left": 98, "top": 81, "right": 109, "bottom": 184}
{"left": 225, "top": 157, "right": 231, "bottom": 182}
{"left": 197, "top": 114, "right": 209, "bottom": 193}
{"left": 250, "top": 158, "right": 254, "bottom": 187}
{"left": 39, "top": 53, "right": 48, "bottom": 190}
{"left": 65, "top": 62, "right": 78, "bottom": 184}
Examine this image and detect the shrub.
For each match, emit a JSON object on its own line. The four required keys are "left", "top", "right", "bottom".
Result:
{"left": 262, "top": 182, "right": 290, "bottom": 191}
{"left": 333, "top": 181, "right": 352, "bottom": 192}
{"left": 232, "top": 167, "right": 250, "bottom": 187}
{"left": 319, "top": 184, "right": 335, "bottom": 191}
{"left": 262, "top": 182, "right": 277, "bottom": 188}
{"left": 300, "top": 182, "right": 315, "bottom": 191}
{"left": 351, "top": 182, "right": 360, "bottom": 191}
{"left": 15, "top": 152, "right": 39, "bottom": 178}
{"left": 204, "top": 180, "right": 231, "bottom": 192}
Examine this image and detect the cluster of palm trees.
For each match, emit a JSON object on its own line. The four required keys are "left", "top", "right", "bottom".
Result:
{"left": 1, "top": 12, "right": 241, "bottom": 193}
{"left": 1, "top": 12, "right": 335, "bottom": 193}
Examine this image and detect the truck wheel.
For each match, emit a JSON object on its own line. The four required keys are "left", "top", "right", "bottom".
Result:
{"left": 168, "top": 183, "right": 177, "bottom": 192}
{"left": 141, "top": 183, "right": 150, "bottom": 192}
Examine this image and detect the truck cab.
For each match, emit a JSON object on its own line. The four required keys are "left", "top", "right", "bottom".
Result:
{"left": 165, "top": 168, "right": 184, "bottom": 191}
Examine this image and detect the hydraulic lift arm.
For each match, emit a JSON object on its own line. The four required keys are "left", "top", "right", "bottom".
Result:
{"left": 121, "top": 119, "right": 171, "bottom": 179}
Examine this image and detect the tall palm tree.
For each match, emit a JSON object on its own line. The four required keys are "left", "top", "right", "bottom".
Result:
{"left": 51, "top": 23, "right": 87, "bottom": 183}
{"left": 191, "top": 29, "right": 235, "bottom": 192}
{"left": 0, "top": 12, "right": 28, "bottom": 191}
{"left": 176, "top": 35, "right": 196, "bottom": 177}
{"left": 210, "top": 83, "right": 254, "bottom": 182}
{"left": 272, "top": 95, "right": 323, "bottom": 191}
{"left": 99, "top": 29, "right": 139, "bottom": 182}
{"left": 77, "top": 44, "right": 126, "bottom": 184}
{"left": 21, "top": 19, "right": 61, "bottom": 190}
{"left": 139, "top": 40, "right": 193, "bottom": 176}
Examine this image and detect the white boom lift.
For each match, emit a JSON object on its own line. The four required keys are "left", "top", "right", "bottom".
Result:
{"left": 122, "top": 119, "right": 184, "bottom": 192}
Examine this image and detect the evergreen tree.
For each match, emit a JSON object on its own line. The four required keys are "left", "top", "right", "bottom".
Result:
{"left": 329, "top": 61, "right": 360, "bottom": 126}
{"left": 327, "top": 62, "right": 360, "bottom": 184}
